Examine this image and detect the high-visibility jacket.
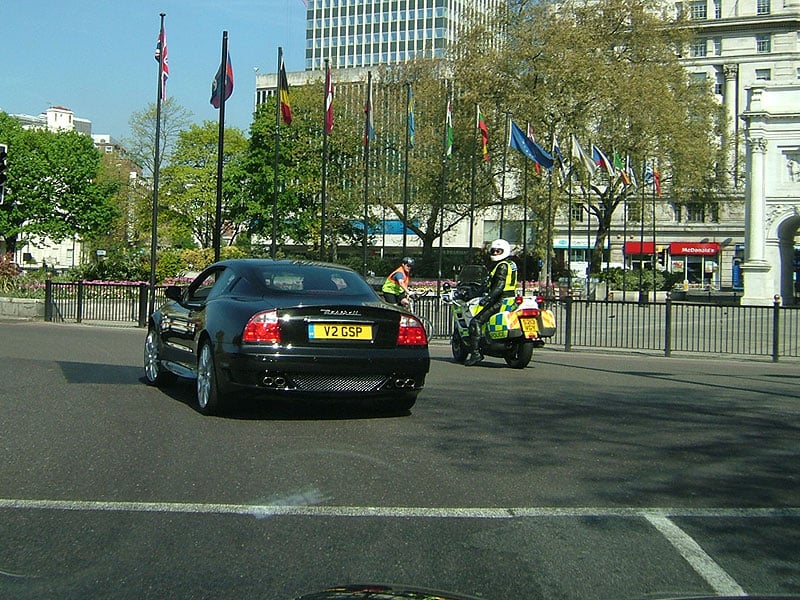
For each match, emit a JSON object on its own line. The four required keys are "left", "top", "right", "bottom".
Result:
{"left": 382, "top": 266, "right": 409, "bottom": 296}
{"left": 486, "top": 259, "right": 518, "bottom": 303}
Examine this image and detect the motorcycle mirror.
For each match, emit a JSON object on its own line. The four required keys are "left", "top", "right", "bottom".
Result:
{"left": 443, "top": 282, "right": 451, "bottom": 292}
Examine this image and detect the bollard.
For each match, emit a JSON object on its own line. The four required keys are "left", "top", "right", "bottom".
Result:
{"left": 772, "top": 295, "right": 781, "bottom": 362}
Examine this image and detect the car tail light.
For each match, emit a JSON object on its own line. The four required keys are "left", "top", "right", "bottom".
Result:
{"left": 243, "top": 310, "right": 281, "bottom": 344}
{"left": 517, "top": 308, "right": 540, "bottom": 319}
{"left": 397, "top": 314, "right": 427, "bottom": 346}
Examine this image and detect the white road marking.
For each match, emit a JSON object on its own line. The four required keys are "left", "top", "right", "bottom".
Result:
{"left": 0, "top": 498, "right": 798, "bottom": 520}
{"left": 645, "top": 514, "right": 747, "bottom": 597}
{"left": 2, "top": 498, "right": 795, "bottom": 594}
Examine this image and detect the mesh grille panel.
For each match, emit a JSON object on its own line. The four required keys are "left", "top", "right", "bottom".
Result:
{"left": 291, "top": 374, "right": 387, "bottom": 393}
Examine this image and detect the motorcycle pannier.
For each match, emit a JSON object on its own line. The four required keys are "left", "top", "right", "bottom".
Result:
{"left": 537, "top": 309, "right": 557, "bottom": 338}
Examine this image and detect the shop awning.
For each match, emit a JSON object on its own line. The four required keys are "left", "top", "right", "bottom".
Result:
{"left": 624, "top": 241, "right": 655, "bottom": 255}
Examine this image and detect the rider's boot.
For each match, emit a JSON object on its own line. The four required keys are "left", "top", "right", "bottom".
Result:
{"left": 464, "top": 320, "right": 483, "bottom": 366}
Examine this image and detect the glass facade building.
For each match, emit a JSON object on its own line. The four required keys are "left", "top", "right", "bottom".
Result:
{"left": 304, "top": 0, "right": 503, "bottom": 71}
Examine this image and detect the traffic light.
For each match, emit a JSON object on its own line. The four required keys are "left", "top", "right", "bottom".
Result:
{"left": 0, "top": 144, "right": 7, "bottom": 200}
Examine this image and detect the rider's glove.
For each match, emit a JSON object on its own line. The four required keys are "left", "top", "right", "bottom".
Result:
{"left": 479, "top": 297, "right": 489, "bottom": 306}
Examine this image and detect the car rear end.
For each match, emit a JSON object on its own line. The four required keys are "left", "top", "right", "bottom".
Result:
{"left": 219, "top": 302, "right": 430, "bottom": 398}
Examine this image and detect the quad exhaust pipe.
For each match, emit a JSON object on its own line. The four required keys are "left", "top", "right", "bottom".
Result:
{"left": 393, "top": 378, "right": 416, "bottom": 389}
{"left": 263, "top": 375, "right": 287, "bottom": 388}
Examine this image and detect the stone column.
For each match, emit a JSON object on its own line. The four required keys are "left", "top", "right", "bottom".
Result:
{"left": 745, "top": 136, "right": 767, "bottom": 263}
{"left": 723, "top": 64, "right": 739, "bottom": 182}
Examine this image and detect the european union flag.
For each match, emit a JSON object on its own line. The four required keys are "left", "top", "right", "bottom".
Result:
{"left": 509, "top": 121, "right": 553, "bottom": 170}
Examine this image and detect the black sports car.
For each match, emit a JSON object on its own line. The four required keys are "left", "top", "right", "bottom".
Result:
{"left": 144, "top": 259, "right": 430, "bottom": 415}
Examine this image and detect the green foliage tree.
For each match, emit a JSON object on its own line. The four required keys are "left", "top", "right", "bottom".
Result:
{"left": 0, "top": 112, "right": 118, "bottom": 256}
{"left": 453, "top": 0, "right": 725, "bottom": 273}
{"left": 124, "top": 97, "right": 193, "bottom": 178}
{"left": 159, "top": 121, "right": 248, "bottom": 248}
{"left": 244, "top": 79, "right": 364, "bottom": 258}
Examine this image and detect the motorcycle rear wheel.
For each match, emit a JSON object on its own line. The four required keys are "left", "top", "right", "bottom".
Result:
{"left": 451, "top": 328, "right": 470, "bottom": 364}
{"left": 504, "top": 340, "right": 533, "bottom": 369}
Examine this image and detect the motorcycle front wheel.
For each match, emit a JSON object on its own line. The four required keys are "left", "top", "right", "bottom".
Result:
{"left": 451, "top": 328, "right": 470, "bottom": 364}
{"left": 504, "top": 340, "right": 534, "bottom": 369}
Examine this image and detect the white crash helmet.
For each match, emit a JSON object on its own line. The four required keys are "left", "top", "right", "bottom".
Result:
{"left": 488, "top": 238, "right": 511, "bottom": 262}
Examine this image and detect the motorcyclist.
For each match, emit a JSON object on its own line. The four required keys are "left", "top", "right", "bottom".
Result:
{"left": 382, "top": 257, "right": 414, "bottom": 307}
{"left": 465, "top": 239, "right": 518, "bottom": 366}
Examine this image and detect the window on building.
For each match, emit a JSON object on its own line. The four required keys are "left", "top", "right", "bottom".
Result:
{"left": 690, "top": 39, "right": 707, "bottom": 57}
{"left": 690, "top": 0, "right": 707, "bottom": 20}
{"left": 570, "top": 204, "right": 585, "bottom": 223}
{"left": 755, "top": 68, "right": 772, "bottom": 81}
{"left": 757, "top": 0, "right": 770, "bottom": 15}
{"left": 756, "top": 34, "right": 771, "bottom": 53}
{"left": 713, "top": 0, "right": 721, "bottom": 18}
{"left": 713, "top": 38, "right": 722, "bottom": 55}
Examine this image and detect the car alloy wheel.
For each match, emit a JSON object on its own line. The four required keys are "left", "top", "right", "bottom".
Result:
{"left": 196, "top": 342, "right": 222, "bottom": 415}
{"left": 144, "top": 328, "right": 176, "bottom": 387}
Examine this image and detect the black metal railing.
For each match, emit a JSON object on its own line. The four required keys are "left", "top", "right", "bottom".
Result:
{"left": 45, "top": 281, "right": 167, "bottom": 327}
{"left": 43, "top": 283, "right": 800, "bottom": 361}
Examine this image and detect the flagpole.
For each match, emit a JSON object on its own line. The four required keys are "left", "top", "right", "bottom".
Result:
{"left": 321, "top": 59, "right": 330, "bottom": 260}
{"left": 500, "top": 112, "right": 510, "bottom": 239}
{"left": 469, "top": 103, "right": 478, "bottom": 252}
{"left": 362, "top": 71, "right": 372, "bottom": 276}
{"left": 639, "top": 158, "right": 646, "bottom": 303}
{"left": 213, "top": 31, "right": 228, "bottom": 263}
{"left": 149, "top": 12, "right": 166, "bottom": 317}
{"left": 403, "top": 82, "right": 411, "bottom": 257}
{"left": 652, "top": 159, "right": 657, "bottom": 302}
{"left": 437, "top": 83, "right": 450, "bottom": 298}
{"left": 567, "top": 137, "right": 573, "bottom": 295}
{"left": 272, "top": 47, "right": 283, "bottom": 260}
{"left": 522, "top": 153, "right": 529, "bottom": 295}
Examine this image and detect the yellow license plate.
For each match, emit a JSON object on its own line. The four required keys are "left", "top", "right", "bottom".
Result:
{"left": 519, "top": 318, "right": 539, "bottom": 338}
{"left": 308, "top": 323, "right": 372, "bottom": 340}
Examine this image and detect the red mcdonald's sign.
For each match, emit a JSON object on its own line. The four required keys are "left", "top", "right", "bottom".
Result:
{"left": 669, "top": 242, "right": 720, "bottom": 256}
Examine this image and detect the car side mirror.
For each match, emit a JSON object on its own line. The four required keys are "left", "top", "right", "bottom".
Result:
{"left": 165, "top": 285, "right": 183, "bottom": 302}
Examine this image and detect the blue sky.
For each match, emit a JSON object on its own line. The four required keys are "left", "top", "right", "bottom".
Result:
{"left": 1, "top": 0, "right": 307, "bottom": 140}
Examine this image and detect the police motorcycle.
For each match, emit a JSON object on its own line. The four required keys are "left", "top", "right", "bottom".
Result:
{"left": 441, "top": 265, "right": 556, "bottom": 369}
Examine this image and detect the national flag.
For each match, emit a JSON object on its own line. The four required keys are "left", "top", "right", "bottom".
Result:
{"left": 552, "top": 135, "right": 566, "bottom": 186}
{"left": 592, "top": 144, "right": 614, "bottom": 174}
{"left": 210, "top": 51, "right": 234, "bottom": 109}
{"left": 155, "top": 22, "right": 169, "bottom": 100}
{"left": 613, "top": 151, "right": 631, "bottom": 185}
{"left": 527, "top": 124, "right": 542, "bottom": 174}
{"left": 626, "top": 155, "right": 638, "bottom": 189}
{"left": 645, "top": 163, "right": 662, "bottom": 196}
{"left": 552, "top": 135, "right": 565, "bottom": 167}
{"left": 444, "top": 98, "right": 454, "bottom": 157}
{"left": 408, "top": 85, "right": 415, "bottom": 149}
{"left": 279, "top": 56, "right": 292, "bottom": 125}
{"left": 363, "top": 77, "right": 374, "bottom": 145}
{"left": 324, "top": 62, "right": 334, "bottom": 135}
{"left": 477, "top": 105, "right": 489, "bottom": 162}
{"left": 571, "top": 134, "right": 596, "bottom": 178}
{"left": 509, "top": 120, "right": 553, "bottom": 169}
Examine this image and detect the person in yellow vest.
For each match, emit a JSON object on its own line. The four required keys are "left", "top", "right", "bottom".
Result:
{"left": 382, "top": 257, "right": 414, "bottom": 307}
{"left": 465, "top": 239, "right": 518, "bottom": 366}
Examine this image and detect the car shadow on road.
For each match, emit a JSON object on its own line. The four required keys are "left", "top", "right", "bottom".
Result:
{"left": 141, "top": 374, "right": 411, "bottom": 422}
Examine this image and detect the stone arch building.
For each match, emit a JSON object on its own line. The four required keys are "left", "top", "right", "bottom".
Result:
{"left": 741, "top": 83, "right": 800, "bottom": 305}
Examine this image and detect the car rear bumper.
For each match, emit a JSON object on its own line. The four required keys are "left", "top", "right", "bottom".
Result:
{"left": 217, "top": 346, "right": 430, "bottom": 396}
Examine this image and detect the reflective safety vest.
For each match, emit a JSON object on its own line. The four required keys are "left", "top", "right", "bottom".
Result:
{"left": 382, "top": 266, "right": 408, "bottom": 295}
{"left": 490, "top": 259, "right": 518, "bottom": 297}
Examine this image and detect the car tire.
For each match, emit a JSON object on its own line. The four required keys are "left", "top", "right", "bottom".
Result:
{"left": 196, "top": 341, "right": 223, "bottom": 415}
{"left": 450, "top": 328, "right": 469, "bottom": 364}
{"left": 504, "top": 340, "right": 533, "bottom": 369}
{"left": 144, "top": 328, "right": 177, "bottom": 387}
